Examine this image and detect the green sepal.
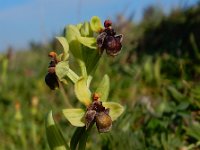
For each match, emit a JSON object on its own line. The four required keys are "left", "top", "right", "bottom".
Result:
{"left": 75, "top": 77, "right": 92, "bottom": 106}
{"left": 102, "top": 102, "right": 124, "bottom": 121}
{"left": 45, "top": 111, "right": 69, "bottom": 150}
{"left": 80, "top": 22, "right": 92, "bottom": 37}
{"left": 90, "top": 16, "right": 103, "bottom": 32}
{"left": 55, "top": 37, "right": 69, "bottom": 61}
{"left": 77, "top": 36, "right": 96, "bottom": 49}
{"left": 62, "top": 109, "right": 85, "bottom": 127}
{"left": 76, "top": 23, "right": 83, "bottom": 30}
{"left": 55, "top": 61, "right": 79, "bottom": 84}
{"left": 95, "top": 74, "right": 110, "bottom": 101}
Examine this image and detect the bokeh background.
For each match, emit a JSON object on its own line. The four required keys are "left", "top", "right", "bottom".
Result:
{"left": 1, "top": 0, "right": 200, "bottom": 149}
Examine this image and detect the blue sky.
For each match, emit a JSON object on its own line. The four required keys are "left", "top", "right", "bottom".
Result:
{"left": 0, "top": 0, "right": 198, "bottom": 51}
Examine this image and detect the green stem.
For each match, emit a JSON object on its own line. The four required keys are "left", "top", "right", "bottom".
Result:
{"left": 70, "top": 127, "right": 85, "bottom": 150}
{"left": 70, "top": 123, "right": 94, "bottom": 150}
{"left": 78, "top": 123, "right": 94, "bottom": 150}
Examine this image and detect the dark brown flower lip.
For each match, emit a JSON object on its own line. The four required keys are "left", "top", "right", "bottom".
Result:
{"left": 97, "top": 20, "right": 123, "bottom": 56}
{"left": 95, "top": 112, "right": 112, "bottom": 133}
{"left": 85, "top": 94, "right": 112, "bottom": 132}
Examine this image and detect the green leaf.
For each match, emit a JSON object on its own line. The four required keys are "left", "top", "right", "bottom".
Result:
{"left": 154, "top": 57, "right": 161, "bottom": 85}
{"left": 75, "top": 77, "right": 92, "bottom": 106}
{"left": 143, "top": 57, "right": 153, "bottom": 83}
{"left": 90, "top": 16, "right": 103, "bottom": 32}
{"left": 102, "top": 102, "right": 124, "bottom": 121}
{"left": 77, "top": 36, "right": 96, "bottom": 49}
{"left": 55, "top": 61, "right": 79, "bottom": 84}
{"left": 167, "top": 86, "right": 185, "bottom": 101}
{"left": 55, "top": 37, "right": 69, "bottom": 61}
{"left": 65, "top": 25, "right": 82, "bottom": 59}
{"left": 45, "top": 111, "right": 69, "bottom": 150}
{"left": 95, "top": 74, "right": 110, "bottom": 101}
{"left": 62, "top": 109, "right": 85, "bottom": 127}
{"left": 185, "top": 123, "right": 200, "bottom": 140}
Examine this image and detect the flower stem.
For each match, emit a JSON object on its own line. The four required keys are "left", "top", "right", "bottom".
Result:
{"left": 78, "top": 123, "right": 94, "bottom": 150}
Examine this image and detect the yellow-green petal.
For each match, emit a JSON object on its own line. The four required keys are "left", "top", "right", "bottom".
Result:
{"left": 62, "top": 109, "right": 85, "bottom": 127}
{"left": 102, "top": 102, "right": 124, "bottom": 121}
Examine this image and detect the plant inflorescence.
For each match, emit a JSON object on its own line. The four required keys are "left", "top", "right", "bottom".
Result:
{"left": 45, "top": 16, "right": 124, "bottom": 150}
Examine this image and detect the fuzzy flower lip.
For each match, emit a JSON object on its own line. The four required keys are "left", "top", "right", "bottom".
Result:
{"left": 97, "top": 20, "right": 123, "bottom": 56}
{"left": 62, "top": 76, "right": 124, "bottom": 133}
{"left": 85, "top": 93, "right": 112, "bottom": 133}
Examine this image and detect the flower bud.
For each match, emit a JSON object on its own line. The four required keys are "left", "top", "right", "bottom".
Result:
{"left": 96, "top": 112, "right": 112, "bottom": 133}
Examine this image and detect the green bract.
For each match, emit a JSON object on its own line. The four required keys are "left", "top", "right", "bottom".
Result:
{"left": 95, "top": 74, "right": 110, "bottom": 101}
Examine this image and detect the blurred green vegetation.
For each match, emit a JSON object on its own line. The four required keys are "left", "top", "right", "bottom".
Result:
{"left": 1, "top": 3, "right": 200, "bottom": 150}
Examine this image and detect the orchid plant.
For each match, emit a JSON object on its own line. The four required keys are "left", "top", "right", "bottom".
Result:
{"left": 45, "top": 16, "right": 124, "bottom": 150}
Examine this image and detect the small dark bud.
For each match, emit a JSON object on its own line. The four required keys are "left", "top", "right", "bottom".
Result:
{"left": 96, "top": 112, "right": 112, "bottom": 133}
{"left": 104, "top": 20, "right": 112, "bottom": 28}
{"left": 45, "top": 73, "right": 59, "bottom": 90}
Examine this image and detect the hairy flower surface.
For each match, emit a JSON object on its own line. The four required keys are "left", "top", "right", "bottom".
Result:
{"left": 62, "top": 77, "right": 124, "bottom": 133}
{"left": 97, "top": 20, "right": 123, "bottom": 56}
